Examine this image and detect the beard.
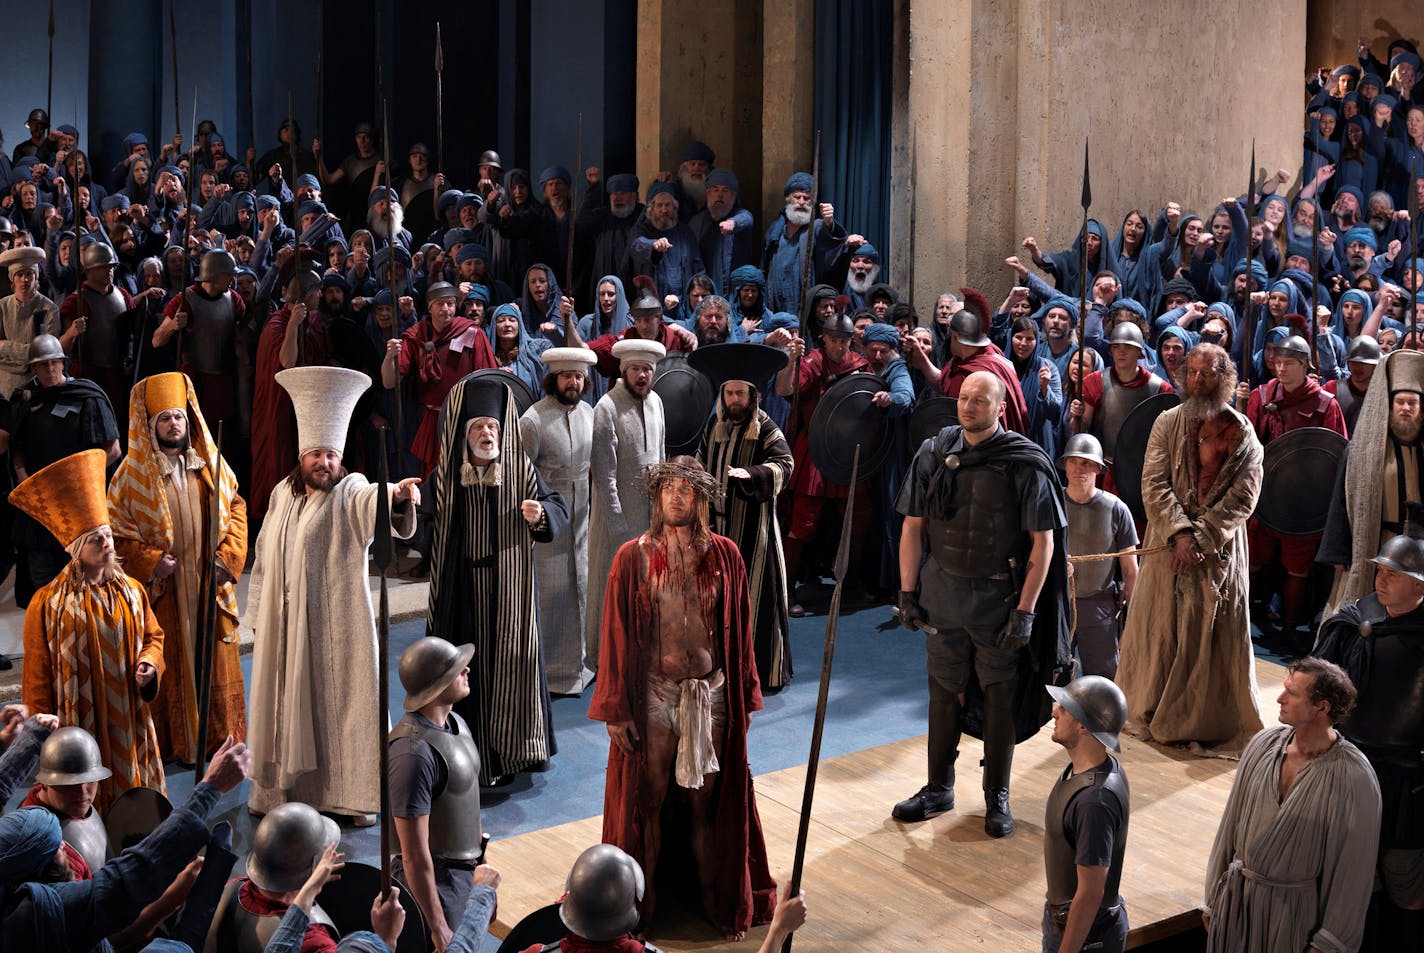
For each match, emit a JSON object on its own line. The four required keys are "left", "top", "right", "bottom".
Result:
{"left": 157, "top": 434, "right": 189, "bottom": 453}
{"left": 368, "top": 202, "right": 405, "bottom": 239}
{"left": 1370, "top": 215, "right": 1392, "bottom": 234}
{"left": 679, "top": 171, "right": 707, "bottom": 202}
{"left": 785, "top": 204, "right": 812, "bottom": 227}
{"left": 724, "top": 403, "right": 751, "bottom": 423}
{"left": 1292, "top": 222, "right": 1314, "bottom": 240}
{"left": 697, "top": 324, "right": 729, "bottom": 346}
{"left": 626, "top": 375, "right": 652, "bottom": 398}
{"left": 319, "top": 296, "right": 345, "bottom": 317}
{"left": 556, "top": 384, "right": 582, "bottom": 406}
{"left": 610, "top": 198, "right": 637, "bottom": 219}
{"left": 662, "top": 505, "right": 696, "bottom": 528}
{"left": 847, "top": 264, "right": 879, "bottom": 295}
{"left": 1390, "top": 414, "right": 1423, "bottom": 443}
{"left": 302, "top": 465, "right": 342, "bottom": 492}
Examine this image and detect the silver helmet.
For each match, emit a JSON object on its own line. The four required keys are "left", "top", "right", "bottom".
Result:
{"left": 1058, "top": 433, "right": 1106, "bottom": 469}
{"left": 198, "top": 249, "right": 237, "bottom": 283}
{"left": 81, "top": 242, "right": 118, "bottom": 270}
{"left": 36, "top": 727, "right": 113, "bottom": 785}
{"left": 1107, "top": 321, "right": 1145, "bottom": 353}
{"left": 247, "top": 802, "right": 340, "bottom": 893}
{"left": 27, "top": 333, "right": 65, "bottom": 365}
{"left": 477, "top": 149, "right": 503, "bottom": 171}
{"left": 560, "top": 844, "right": 645, "bottom": 941}
{"left": 1046, "top": 675, "right": 1129, "bottom": 751}
{"left": 399, "top": 637, "right": 475, "bottom": 711}
{"left": 1273, "top": 334, "right": 1311, "bottom": 363}
{"left": 1371, "top": 534, "right": 1424, "bottom": 584}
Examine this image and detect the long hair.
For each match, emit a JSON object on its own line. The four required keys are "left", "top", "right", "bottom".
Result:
{"left": 283, "top": 460, "right": 350, "bottom": 495}
{"left": 1174, "top": 342, "right": 1237, "bottom": 405}
{"left": 647, "top": 455, "right": 714, "bottom": 546}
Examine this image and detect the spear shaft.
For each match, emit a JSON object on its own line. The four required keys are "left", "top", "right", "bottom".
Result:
{"left": 1071, "top": 138, "right": 1091, "bottom": 431}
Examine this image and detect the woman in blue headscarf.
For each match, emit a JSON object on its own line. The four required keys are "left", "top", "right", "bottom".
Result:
{"left": 1111, "top": 209, "right": 1151, "bottom": 298}
{"left": 577, "top": 275, "right": 632, "bottom": 406}
{"left": 519, "top": 262, "right": 567, "bottom": 344}
{"left": 1007, "top": 315, "right": 1064, "bottom": 458}
{"left": 489, "top": 302, "right": 552, "bottom": 392}
{"left": 1035, "top": 218, "right": 1114, "bottom": 298}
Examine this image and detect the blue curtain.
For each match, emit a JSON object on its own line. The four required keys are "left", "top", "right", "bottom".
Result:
{"left": 814, "top": 0, "right": 893, "bottom": 279}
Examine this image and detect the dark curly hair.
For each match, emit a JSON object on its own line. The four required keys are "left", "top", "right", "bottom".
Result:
{"left": 1289, "top": 657, "right": 1357, "bottom": 724}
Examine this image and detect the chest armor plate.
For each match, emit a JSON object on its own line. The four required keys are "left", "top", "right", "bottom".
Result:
{"left": 927, "top": 455, "right": 1024, "bottom": 578}
{"left": 390, "top": 711, "right": 483, "bottom": 861}
{"left": 60, "top": 807, "right": 111, "bottom": 875}
{"left": 183, "top": 289, "right": 236, "bottom": 375}
{"left": 1044, "top": 757, "right": 1130, "bottom": 907}
{"left": 205, "top": 879, "right": 336, "bottom": 953}
{"left": 1098, "top": 372, "right": 1163, "bottom": 460}
{"left": 79, "top": 285, "right": 128, "bottom": 369}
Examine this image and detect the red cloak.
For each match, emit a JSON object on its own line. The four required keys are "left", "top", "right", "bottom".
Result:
{"left": 788, "top": 347, "right": 870, "bottom": 499}
{"left": 940, "top": 345, "right": 1030, "bottom": 435}
{"left": 588, "top": 533, "right": 777, "bottom": 936}
{"left": 395, "top": 316, "right": 496, "bottom": 471}
{"left": 249, "top": 307, "right": 298, "bottom": 519}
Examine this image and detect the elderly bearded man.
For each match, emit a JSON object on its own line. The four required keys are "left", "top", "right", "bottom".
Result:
{"left": 590, "top": 457, "right": 777, "bottom": 940}
{"left": 245, "top": 366, "right": 419, "bottom": 825}
{"left": 1115, "top": 344, "right": 1265, "bottom": 753}
{"left": 428, "top": 375, "right": 568, "bottom": 785}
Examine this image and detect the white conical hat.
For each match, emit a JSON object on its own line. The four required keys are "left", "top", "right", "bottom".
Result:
{"left": 275, "top": 366, "right": 371, "bottom": 457}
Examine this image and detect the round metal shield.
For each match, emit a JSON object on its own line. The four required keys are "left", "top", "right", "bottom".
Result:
{"left": 105, "top": 786, "right": 173, "bottom": 856}
{"left": 909, "top": 395, "right": 959, "bottom": 447}
{"left": 1112, "top": 392, "right": 1181, "bottom": 523}
{"left": 653, "top": 353, "right": 716, "bottom": 455}
{"left": 808, "top": 373, "right": 894, "bottom": 483}
{"left": 460, "top": 367, "right": 538, "bottom": 417}
{"left": 1255, "top": 426, "right": 1348, "bottom": 536}
{"left": 495, "top": 902, "right": 567, "bottom": 953}
{"left": 317, "top": 861, "right": 430, "bottom": 953}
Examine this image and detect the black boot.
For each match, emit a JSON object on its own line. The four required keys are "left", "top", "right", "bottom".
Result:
{"left": 894, "top": 678, "right": 962, "bottom": 822}
{"left": 982, "top": 679, "right": 1016, "bottom": 837}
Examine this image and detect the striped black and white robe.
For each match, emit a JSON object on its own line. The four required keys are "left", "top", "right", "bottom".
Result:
{"left": 698, "top": 395, "right": 795, "bottom": 689}
{"left": 428, "top": 376, "right": 569, "bottom": 783}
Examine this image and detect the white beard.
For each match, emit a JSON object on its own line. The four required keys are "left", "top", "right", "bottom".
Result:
{"left": 679, "top": 172, "right": 707, "bottom": 202}
{"left": 785, "top": 204, "right": 812, "bottom": 227}
{"left": 610, "top": 199, "right": 636, "bottom": 220}
{"left": 369, "top": 201, "right": 405, "bottom": 240}
{"left": 848, "top": 264, "right": 880, "bottom": 295}
{"left": 1292, "top": 223, "right": 1314, "bottom": 239}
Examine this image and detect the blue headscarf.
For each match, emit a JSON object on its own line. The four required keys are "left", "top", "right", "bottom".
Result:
{"left": 1031, "top": 295, "right": 1080, "bottom": 324}
{"left": 518, "top": 262, "right": 564, "bottom": 342}
{"left": 861, "top": 323, "right": 900, "bottom": 346}
{"left": 763, "top": 311, "right": 799, "bottom": 333}
{"left": 579, "top": 274, "right": 632, "bottom": 339}
{"left": 0, "top": 807, "right": 63, "bottom": 886}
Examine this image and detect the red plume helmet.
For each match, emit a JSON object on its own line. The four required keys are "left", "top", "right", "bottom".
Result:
{"left": 959, "top": 286, "right": 991, "bottom": 325}
{"left": 834, "top": 294, "right": 851, "bottom": 315}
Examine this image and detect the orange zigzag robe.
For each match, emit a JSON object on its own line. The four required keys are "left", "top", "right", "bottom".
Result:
{"left": 22, "top": 565, "right": 167, "bottom": 812}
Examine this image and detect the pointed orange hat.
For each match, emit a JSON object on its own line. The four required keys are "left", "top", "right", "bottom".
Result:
{"left": 9, "top": 449, "right": 110, "bottom": 548}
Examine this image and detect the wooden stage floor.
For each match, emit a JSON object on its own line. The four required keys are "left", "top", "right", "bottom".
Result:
{"left": 490, "top": 658, "right": 1287, "bottom": 952}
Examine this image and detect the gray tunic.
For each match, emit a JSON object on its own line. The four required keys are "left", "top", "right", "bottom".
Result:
{"left": 585, "top": 382, "right": 664, "bottom": 667}
{"left": 0, "top": 293, "right": 59, "bottom": 396}
{"left": 1204, "top": 725, "right": 1381, "bottom": 953}
{"left": 520, "top": 395, "right": 596, "bottom": 694}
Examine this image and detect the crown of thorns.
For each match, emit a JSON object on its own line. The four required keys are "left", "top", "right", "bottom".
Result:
{"left": 641, "top": 460, "right": 724, "bottom": 501}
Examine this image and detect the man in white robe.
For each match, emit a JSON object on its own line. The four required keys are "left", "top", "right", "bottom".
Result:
{"left": 584, "top": 338, "right": 665, "bottom": 671}
{"left": 519, "top": 346, "right": 598, "bottom": 694}
{"left": 245, "top": 365, "right": 419, "bottom": 824}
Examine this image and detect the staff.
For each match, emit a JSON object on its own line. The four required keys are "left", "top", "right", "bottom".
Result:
{"left": 372, "top": 428, "right": 395, "bottom": 898}
{"left": 167, "top": 0, "right": 181, "bottom": 143}
{"left": 382, "top": 97, "right": 407, "bottom": 481}
{"left": 1241, "top": 141, "right": 1257, "bottom": 391}
{"left": 193, "top": 421, "right": 225, "bottom": 782}
{"left": 1071, "top": 139, "right": 1091, "bottom": 431}
{"left": 566, "top": 113, "right": 582, "bottom": 298}
{"left": 782, "top": 445, "right": 859, "bottom": 953}
{"left": 434, "top": 22, "right": 443, "bottom": 221}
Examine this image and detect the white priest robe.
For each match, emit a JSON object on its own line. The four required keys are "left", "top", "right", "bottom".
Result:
{"left": 244, "top": 473, "right": 415, "bottom": 815}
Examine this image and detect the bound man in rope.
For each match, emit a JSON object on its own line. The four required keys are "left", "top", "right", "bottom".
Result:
{"left": 1115, "top": 343, "right": 1265, "bottom": 754}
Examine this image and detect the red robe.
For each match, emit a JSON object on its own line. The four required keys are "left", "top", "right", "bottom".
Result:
{"left": 1247, "top": 376, "right": 1348, "bottom": 442}
{"left": 395, "top": 315, "right": 496, "bottom": 471}
{"left": 588, "top": 324, "right": 691, "bottom": 382}
{"left": 939, "top": 344, "right": 1030, "bottom": 435}
{"left": 249, "top": 307, "right": 300, "bottom": 519}
{"left": 789, "top": 347, "right": 870, "bottom": 499}
{"left": 589, "top": 533, "right": 777, "bottom": 936}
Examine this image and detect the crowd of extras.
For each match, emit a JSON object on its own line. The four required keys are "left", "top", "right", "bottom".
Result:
{"left": 0, "top": 28, "right": 1422, "bottom": 953}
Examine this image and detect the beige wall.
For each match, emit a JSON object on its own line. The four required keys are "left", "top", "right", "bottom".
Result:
{"left": 636, "top": 0, "right": 774, "bottom": 225}
{"left": 898, "top": 0, "right": 1307, "bottom": 314}
{"left": 1307, "top": 0, "right": 1421, "bottom": 77}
